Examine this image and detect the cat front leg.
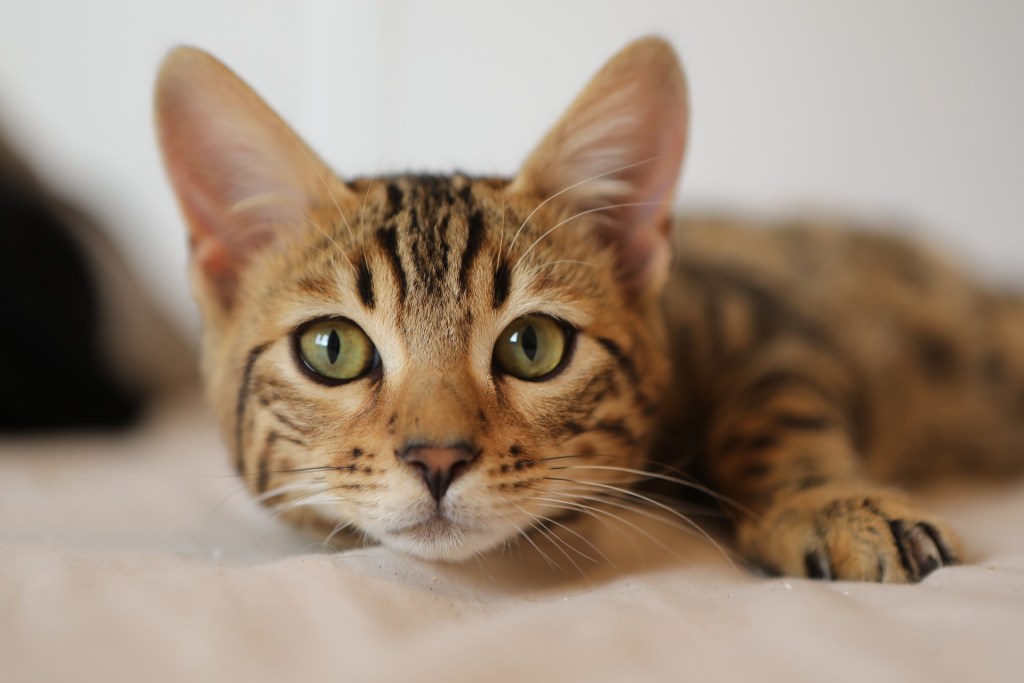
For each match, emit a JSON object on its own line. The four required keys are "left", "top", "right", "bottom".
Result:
{"left": 701, "top": 342, "right": 962, "bottom": 583}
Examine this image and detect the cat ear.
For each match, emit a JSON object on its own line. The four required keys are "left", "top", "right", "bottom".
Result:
{"left": 511, "top": 37, "right": 688, "bottom": 297}
{"left": 155, "top": 47, "right": 343, "bottom": 309}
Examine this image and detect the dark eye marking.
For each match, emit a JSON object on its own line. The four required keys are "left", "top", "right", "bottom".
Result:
{"left": 356, "top": 257, "right": 375, "bottom": 309}
{"left": 493, "top": 259, "right": 512, "bottom": 309}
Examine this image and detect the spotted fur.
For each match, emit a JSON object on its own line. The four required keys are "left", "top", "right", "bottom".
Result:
{"left": 156, "top": 38, "right": 1021, "bottom": 581}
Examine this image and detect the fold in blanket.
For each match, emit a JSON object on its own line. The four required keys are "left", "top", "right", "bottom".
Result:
{"left": 2, "top": 396, "right": 1022, "bottom": 682}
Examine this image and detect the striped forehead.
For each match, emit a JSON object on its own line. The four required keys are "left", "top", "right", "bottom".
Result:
{"left": 344, "top": 174, "right": 512, "bottom": 327}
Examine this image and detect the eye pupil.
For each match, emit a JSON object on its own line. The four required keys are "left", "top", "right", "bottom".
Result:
{"left": 521, "top": 324, "right": 538, "bottom": 361}
{"left": 296, "top": 318, "right": 376, "bottom": 384}
{"left": 327, "top": 329, "right": 340, "bottom": 364}
{"left": 493, "top": 314, "right": 570, "bottom": 381}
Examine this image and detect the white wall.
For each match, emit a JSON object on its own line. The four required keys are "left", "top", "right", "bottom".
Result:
{"left": 2, "top": 1, "right": 1022, "bottom": 334}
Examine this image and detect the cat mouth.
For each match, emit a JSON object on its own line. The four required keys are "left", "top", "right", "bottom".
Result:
{"left": 383, "top": 512, "right": 505, "bottom": 562}
{"left": 399, "top": 515, "right": 460, "bottom": 539}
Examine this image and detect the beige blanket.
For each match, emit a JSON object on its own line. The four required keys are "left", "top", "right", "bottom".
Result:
{"left": 2, "top": 395, "right": 1022, "bottom": 682}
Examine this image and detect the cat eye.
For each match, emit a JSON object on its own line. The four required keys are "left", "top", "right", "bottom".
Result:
{"left": 493, "top": 315, "right": 572, "bottom": 381}
{"left": 294, "top": 318, "right": 379, "bottom": 384}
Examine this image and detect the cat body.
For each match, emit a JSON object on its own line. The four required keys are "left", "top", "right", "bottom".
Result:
{"left": 155, "top": 38, "right": 1022, "bottom": 582}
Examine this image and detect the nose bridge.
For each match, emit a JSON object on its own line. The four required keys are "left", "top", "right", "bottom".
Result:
{"left": 393, "top": 367, "right": 480, "bottom": 445}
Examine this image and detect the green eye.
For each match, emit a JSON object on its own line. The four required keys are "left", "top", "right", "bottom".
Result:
{"left": 494, "top": 315, "right": 571, "bottom": 380}
{"left": 295, "top": 318, "right": 378, "bottom": 383}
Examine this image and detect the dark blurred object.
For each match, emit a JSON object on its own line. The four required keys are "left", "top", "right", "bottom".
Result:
{"left": 0, "top": 130, "right": 193, "bottom": 432}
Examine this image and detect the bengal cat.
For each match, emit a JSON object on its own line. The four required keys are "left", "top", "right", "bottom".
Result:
{"left": 154, "top": 37, "right": 1024, "bottom": 583}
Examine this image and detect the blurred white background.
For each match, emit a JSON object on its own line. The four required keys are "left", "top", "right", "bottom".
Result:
{"left": 1, "top": 0, "right": 1021, "bottom": 335}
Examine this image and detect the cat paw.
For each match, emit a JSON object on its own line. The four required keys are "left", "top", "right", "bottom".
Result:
{"left": 737, "top": 485, "right": 961, "bottom": 583}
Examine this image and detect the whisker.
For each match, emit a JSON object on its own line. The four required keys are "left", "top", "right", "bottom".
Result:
{"left": 254, "top": 481, "right": 332, "bottom": 504}
{"left": 199, "top": 479, "right": 326, "bottom": 552}
{"left": 510, "top": 521, "right": 560, "bottom": 570}
{"left": 530, "top": 493, "right": 683, "bottom": 562}
{"left": 512, "top": 503, "right": 604, "bottom": 566}
{"left": 525, "top": 497, "right": 630, "bottom": 568}
{"left": 522, "top": 259, "right": 598, "bottom": 280}
{"left": 191, "top": 465, "right": 339, "bottom": 480}
{"left": 557, "top": 489, "right": 739, "bottom": 570}
{"left": 573, "top": 491, "right": 724, "bottom": 542}
{"left": 546, "top": 477, "right": 737, "bottom": 571}
{"left": 286, "top": 131, "right": 357, "bottom": 248}
{"left": 303, "top": 215, "right": 355, "bottom": 273}
{"left": 549, "top": 464, "right": 756, "bottom": 519}
{"left": 264, "top": 486, "right": 349, "bottom": 523}
{"left": 537, "top": 452, "right": 693, "bottom": 479}
{"left": 515, "top": 201, "right": 662, "bottom": 269}
{"left": 322, "top": 519, "right": 356, "bottom": 550}
{"left": 505, "top": 156, "right": 661, "bottom": 259}
{"left": 521, "top": 514, "right": 590, "bottom": 576}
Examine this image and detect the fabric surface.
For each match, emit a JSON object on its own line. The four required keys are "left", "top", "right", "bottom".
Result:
{"left": 2, "top": 395, "right": 1022, "bottom": 683}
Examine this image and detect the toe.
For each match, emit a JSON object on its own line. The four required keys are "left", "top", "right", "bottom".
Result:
{"left": 890, "top": 521, "right": 958, "bottom": 582}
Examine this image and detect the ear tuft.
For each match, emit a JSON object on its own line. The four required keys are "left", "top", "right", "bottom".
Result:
{"left": 154, "top": 47, "right": 339, "bottom": 309}
{"left": 512, "top": 37, "right": 689, "bottom": 297}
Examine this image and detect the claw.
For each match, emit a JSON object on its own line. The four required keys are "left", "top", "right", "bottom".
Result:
{"left": 906, "top": 525, "right": 942, "bottom": 578}
{"left": 890, "top": 520, "right": 951, "bottom": 582}
{"left": 804, "top": 550, "right": 833, "bottom": 580}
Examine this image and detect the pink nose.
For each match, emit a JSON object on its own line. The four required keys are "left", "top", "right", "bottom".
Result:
{"left": 400, "top": 444, "right": 477, "bottom": 502}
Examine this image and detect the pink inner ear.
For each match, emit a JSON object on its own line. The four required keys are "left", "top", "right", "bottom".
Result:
{"left": 155, "top": 47, "right": 335, "bottom": 310}
{"left": 512, "top": 38, "right": 688, "bottom": 299}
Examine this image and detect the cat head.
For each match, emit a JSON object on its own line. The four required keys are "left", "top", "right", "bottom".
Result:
{"left": 155, "top": 37, "right": 688, "bottom": 560}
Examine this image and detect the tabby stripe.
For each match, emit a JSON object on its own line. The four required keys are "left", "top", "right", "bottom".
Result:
{"left": 592, "top": 418, "right": 636, "bottom": 444}
{"left": 493, "top": 259, "right": 511, "bottom": 309}
{"left": 771, "top": 413, "right": 833, "bottom": 430}
{"left": 737, "top": 370, "right": 838, "bottom": 410}
{"left": 375, "top": 226, "right": 407, "bottom": 303}
{"left": 268, "top": 409, "right": 308, "bottom": 437}
{"left": 718, "top": 414, "right": 832, "bottom": 456}
{"left": 459, "top": 210, "right": 485, "bottom": 292}
{"left": 914, "top": 330, "right": 959, "bottom": 382}
{"left": 356, "top": 256, "right": 375, "bottom": 309}
{"left": 234, "top": 342, "right": 271, "bottom": 474}
{"left": 595, "top": 336, "right": 639, "bottom": 385}
{"left": 255, "top": 431, "right": 306, "bottom": 494}
{"left": 699, "top": 283, "right": 725, "bottom": 361}
{"left": 385, "top": 181, "right": 405, "bottom": 218}
{"left": 719, "top": 432, "right": 779, "bottom": 455}
{"left": 678, "top": 258, "right": 831, "bottom": 349}
{"left": 256, "top": 433, "right": 276, "bottom": 494}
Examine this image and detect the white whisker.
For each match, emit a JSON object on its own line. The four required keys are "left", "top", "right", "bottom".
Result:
{"left": 530, "top": 493, "right": 682, "bottom": 562}
{"left": 506, "top": 156, "right": 661, "bottom": 259}
{"left": 512, "top": 503, "right": 604, "bottom": 566}
{"left": 511, "top": 521, "right": 560, "bottom": 570}
{"left": 547, "top": 478, "right": 737, "bottom": 571}
{"left": 514, "top": 201, "right": 661, "bottom": 269}
{"left": 549, "top": 464, "right": 756, "bottom": 519}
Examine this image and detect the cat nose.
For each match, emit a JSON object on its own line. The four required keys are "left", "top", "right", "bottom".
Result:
{"left": 399, "top": 443, "right": 477, "bottom": 503}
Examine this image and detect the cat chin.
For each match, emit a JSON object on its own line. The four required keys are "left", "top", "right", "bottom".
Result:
{"left": 377, "top": 523, "right": 511, "bottom": 563}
